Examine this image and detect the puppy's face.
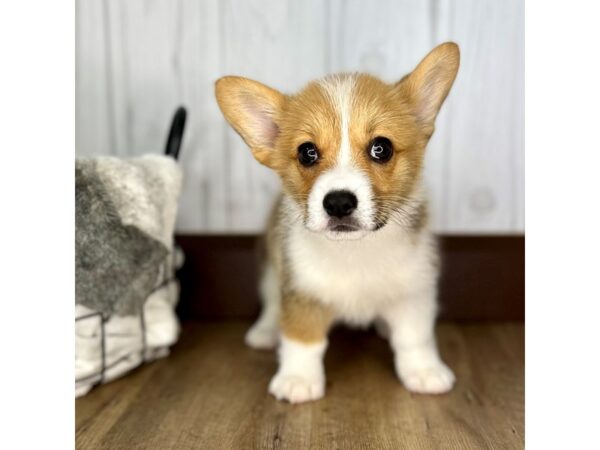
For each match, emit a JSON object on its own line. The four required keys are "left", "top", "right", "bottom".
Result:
{"left": 216, "top": 43, "right": 459, "bottom": 240}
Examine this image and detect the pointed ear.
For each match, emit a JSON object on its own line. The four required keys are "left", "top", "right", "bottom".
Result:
{"left": 396, "top": 42, "right": 460, "bottom": 134}
{"left": 215, "top": 76, "right": 285, "bottom": 167}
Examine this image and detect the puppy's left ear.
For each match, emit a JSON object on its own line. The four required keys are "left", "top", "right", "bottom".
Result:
{"left": 396, "top": 42, "right": 460, "bottom": 134}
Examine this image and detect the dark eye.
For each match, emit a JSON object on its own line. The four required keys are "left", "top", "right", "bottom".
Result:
{"left": 298, "top": 142, "right": 319, "bottom": 166}
{"left": 368, "top": 137, "right": 393, "bottom": 163}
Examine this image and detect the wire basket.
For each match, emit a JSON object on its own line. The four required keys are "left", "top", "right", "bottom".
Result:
{"left": 75, "top": 246, "right": 183, "bottom": 397}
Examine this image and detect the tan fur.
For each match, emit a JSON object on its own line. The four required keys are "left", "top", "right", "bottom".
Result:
{"left": 263, "top": 194, "right": 284, "bottom": 271}
{"left": 279, "top": 290, "right": 334, "bottom": 343}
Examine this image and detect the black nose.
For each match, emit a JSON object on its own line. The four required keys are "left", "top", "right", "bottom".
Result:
{"left": 323, "top": 190, "right": 358, "bottom": 218}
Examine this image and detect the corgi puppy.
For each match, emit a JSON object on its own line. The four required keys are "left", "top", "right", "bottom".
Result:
{"left": 215, "top": 42, "right": 460, "bottom": 404}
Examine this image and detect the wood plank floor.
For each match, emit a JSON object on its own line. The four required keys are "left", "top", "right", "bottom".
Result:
{"left": 76, "top": 321, "right": 524, "bottom": 449}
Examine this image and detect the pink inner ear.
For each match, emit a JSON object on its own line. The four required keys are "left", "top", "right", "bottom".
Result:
{"left": 243, "top": 98, "right": 280, "bottom": 148}
{"left": 412, "top": 67, "right": 439, "bottom": 121}
{"left": 254, "top": 108, "right": 280, "bottom": 147}
{"left": 415, "top": 63, "right": 454, "bottom": 124}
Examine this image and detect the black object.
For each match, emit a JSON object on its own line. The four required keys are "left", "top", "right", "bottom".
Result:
{"left": 323, "top": 190, "right": 358, "bottom": 218}
{"left": 165, "top": 106, "right": 187, "bottom": 160}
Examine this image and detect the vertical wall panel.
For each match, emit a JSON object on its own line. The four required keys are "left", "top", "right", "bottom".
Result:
{"left": 327, "top": 0, "right": 434, "bottom": 77}
{"left": 76, "top": 0, "right": 111, "bottom": 156}
{"left": 104, "top": 0, "right": 179, "bottom": 157}
{"left": 512, "top": 5, "right": 525, "bottom": 231}
{"left": 173, "top": 0, "right": 226, "bottom": 232}
{"left": 434, "top": 0, "right": 525, "bottom": 232}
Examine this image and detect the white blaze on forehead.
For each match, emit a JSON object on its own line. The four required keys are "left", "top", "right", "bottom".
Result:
{"left": 318, "top": 75, "right": 356, "bottom": 167}
{"left": 306, "top": 74, "right": 376, "bottom": 238}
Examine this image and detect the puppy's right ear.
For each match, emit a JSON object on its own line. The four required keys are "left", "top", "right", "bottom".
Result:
{"left": 215, "top": 76, "right": 285, "bottom": 167}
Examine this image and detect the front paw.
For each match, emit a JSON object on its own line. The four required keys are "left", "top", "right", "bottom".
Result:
{"left": 268, "top": 372, "right": 325, "bottom": 404}
{"left": 398, "top": 362, "right": 456, "bottom": 394}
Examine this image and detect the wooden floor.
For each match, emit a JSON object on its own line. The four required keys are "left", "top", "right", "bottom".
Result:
{"left": 76, "top": 321, "right": 524, "bottom": 449}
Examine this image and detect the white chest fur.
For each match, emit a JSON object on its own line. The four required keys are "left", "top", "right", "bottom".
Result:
{"left": 285, "top": 221, "right": 437, "bottom": 326}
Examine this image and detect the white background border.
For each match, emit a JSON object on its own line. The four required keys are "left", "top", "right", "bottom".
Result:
{"left": 1, "top": 0, "right": 600, "bottom": 448}
{"left": 0, "top": 1, "right": 74, "bottom": 448}
{"left": 526, "top": 0, "right": 600, "bottom": 448}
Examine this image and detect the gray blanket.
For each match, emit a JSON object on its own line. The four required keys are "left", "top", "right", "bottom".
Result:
{"left": 76, "top": 155, "right": 182, "bottom": 316}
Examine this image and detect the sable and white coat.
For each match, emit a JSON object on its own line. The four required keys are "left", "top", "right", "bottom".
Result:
{"left": 215, "top": 42, "right": 460, "bottom": 404}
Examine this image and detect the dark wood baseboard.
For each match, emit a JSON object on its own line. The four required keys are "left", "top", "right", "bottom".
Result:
{"left": 175, "top": 234, "right": 524, "bottom": 321}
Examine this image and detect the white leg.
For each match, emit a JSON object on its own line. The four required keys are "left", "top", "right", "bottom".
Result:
{"left": 268, "top": 336, "right": 327, "bottom": 403}
{"left": 245, "top": 263, "right": 280, "bottom": 350}
{"left": 383, "top": 287, "right": 455, "bottom": 394}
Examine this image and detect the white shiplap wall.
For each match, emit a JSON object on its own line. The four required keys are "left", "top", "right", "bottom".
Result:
{"left": 76, "top": 0, "right": 524, "bottom": 234}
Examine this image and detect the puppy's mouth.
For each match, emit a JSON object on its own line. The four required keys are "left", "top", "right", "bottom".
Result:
{"left": 327, "top": 217, "right": 361, "bottom": 233}
{"left": 330, "top": 224, "right": 360, "bottom": 232}
{"left": 321, "top": 217, "right": 369, "bottom": 240}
